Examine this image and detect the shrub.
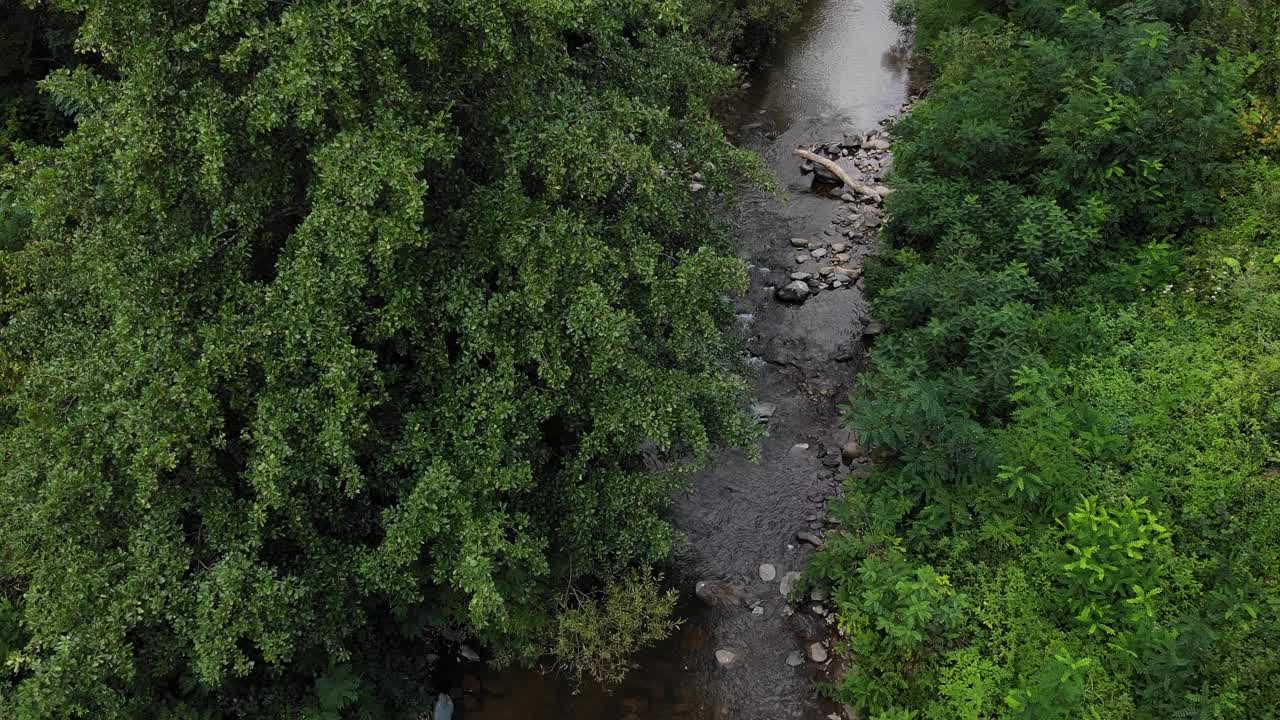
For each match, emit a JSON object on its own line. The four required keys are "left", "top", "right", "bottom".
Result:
{"left": 550, "top": 567, "right": 680, "bottom": 687}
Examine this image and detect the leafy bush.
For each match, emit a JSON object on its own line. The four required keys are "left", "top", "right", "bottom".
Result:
{"left": 814, "top": 0, "right": 1280, "bottom": 717}
{"left": 551, "top": 566, "right": 680, "bottom": 687}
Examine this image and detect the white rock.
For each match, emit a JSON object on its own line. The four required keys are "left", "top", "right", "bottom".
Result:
{"left": 780, "top": 571, "right": 802, "bottom": 598}
{"left": 809, "top": 642, "right": 829, "bottom": 663}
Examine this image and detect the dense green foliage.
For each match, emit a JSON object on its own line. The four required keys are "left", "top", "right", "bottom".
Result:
{"left": 0, "top": 1, "right": 800, "bottom": 717}
{"left": 813, "top": 0, "right": 1280, "bottom": 716}
{"left": 550, "top": 566, "right": 681, "bottom": 687}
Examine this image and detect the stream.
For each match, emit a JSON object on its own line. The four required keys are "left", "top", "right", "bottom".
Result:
{"left": 470, "top": 0, "right": 910, "bottom": 717}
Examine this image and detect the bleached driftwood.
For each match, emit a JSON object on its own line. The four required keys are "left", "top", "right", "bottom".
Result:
{"left": 793, "top": 148, "right": 856, "bottom": 188}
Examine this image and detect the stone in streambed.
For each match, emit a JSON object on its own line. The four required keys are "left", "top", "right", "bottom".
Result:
{"left": 759, "top": 563, "right": 777, "bottom": 582}
{"left": 789, "top": 237, "right": 810, "bottom": 248}
{"left": 775, "top": 281, "right": 811, "bottom": 304}
{"left": 797, "top": 531, "right": 824, "bottom": 547}
{"left": 780, "top": 571, "right": 802, "bottom": 598}
{"left": 715, "top": 649, "right": 737, "bottom": 666}
{"left": 434, "top": 693, "right": 455, "bottom": 720}
{"left": 695, "top": 580, "right": 741, "bottom": 607}
{"left": 751, "top": 401, "right": 776, "bottom": 421}
{"left": 809, "top": 642, "right": 829, "bottom": 663}
{"left": 786, "top": 651, "right": 805, "bottom": 667}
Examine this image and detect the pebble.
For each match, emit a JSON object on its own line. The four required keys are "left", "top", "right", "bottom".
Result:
{"left": 750, "top": 401, "right": 776, "bottom": 420}
{"left": 759, "top": 563, "right": 777, "bottom": 581}
{"left": 780, "top": 571, "right": 802, "bottom": 598}
{"left": 789, "top": 238, "right": 810, "bottom": 248}
{"left": 811, "top": 248, "right": 828, "bottom": 259}
{"left": 715, "top": 649, "right": 737, "bottom": 666}
{"left": 459, "top": 644, "right": 480, "bottom": 662}
{"left": 752, "top": 606, "right": 765, "bottom": 615}
{"left": 795, "top": 254, "right": 808, "bottom": 264}
{"left": 831, "top": 243, "right": 847, "bottom": 252}
{"left": 435, "top": 694, "right": 455, "bottom": 720}
{"left": 786, "top": 651, "right": 805, "bottom": 667}
{"left": 790, "top": 272, "right": 812, "bottom": 281}
{"left": 836, "top": 253, "right": 851, "bottom": 263}
{"left": 809, "top": 643, "right": 829, "bottom": 663}
{"left": 797, "top": 531, "right": 824, "bottom": 547}
{"left": 689, "top": 182, "right": 705, "bottom": 192}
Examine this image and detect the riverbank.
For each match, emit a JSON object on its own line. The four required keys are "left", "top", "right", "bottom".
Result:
{"left": 810, "top": 0, "right": 1280, "bottom": 715}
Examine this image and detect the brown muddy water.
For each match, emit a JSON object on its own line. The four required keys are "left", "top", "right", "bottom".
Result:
{"left": 469, "top": 1, "right": 911, "bottom": 718}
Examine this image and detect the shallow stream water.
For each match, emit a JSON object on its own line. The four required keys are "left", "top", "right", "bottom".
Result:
{"left": 470, "top": 1, "right": 910, "bottom": 717}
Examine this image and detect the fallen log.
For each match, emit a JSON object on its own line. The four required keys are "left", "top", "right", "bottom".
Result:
{"left": 793, "top": 148, "right": 856, "bottom": 187}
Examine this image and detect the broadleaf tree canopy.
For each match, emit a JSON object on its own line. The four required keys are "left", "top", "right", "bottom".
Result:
{"left": 0, "top": 0, "right": 795, "bottom": 715}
